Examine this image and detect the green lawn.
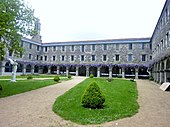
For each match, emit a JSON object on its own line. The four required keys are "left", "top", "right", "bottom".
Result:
{"left": 53, "top": 78, "right": 139, "bottom": 125}
{"left": 0, "top": 77, "right": 69, "bottom": 98}
{"left": 0, "top": 74, "right": 66, "bottom": 79}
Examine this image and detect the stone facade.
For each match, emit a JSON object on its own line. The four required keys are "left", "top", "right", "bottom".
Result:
{"left": 150, "top": 0, "right": 170, "bottom": 84}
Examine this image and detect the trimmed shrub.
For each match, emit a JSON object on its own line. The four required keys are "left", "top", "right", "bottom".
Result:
{"left": 89, "top": 74, "right": 94, "bottom": 78}
{"left": 81, "top": 82, "right": 105, "bottom": 109}
{"left": 68, "top": 75, "right": 72, "bottom": 79}
{"left": 130, "top": 78, "right": 134, "bottom": 82}
{"left": 54, "top": 76, "right": 60, "bottom": 82}
{"left": 106, "top": 78, "right": 113, "bottom": 82}
{"left": 149, "top": 76, "right": 154, "bottom": 81}
{"left": 27, "top": 75, "right": 33, "bottom": 80}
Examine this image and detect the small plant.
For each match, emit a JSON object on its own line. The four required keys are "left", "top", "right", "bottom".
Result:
{"left": 54, "top": 76, "right": 60, "bottom": 82}
{"left": 27, "top": 75, "right": 33, "bottom": 80}
{"left": 89, "top": 74, "right": 94, "bottom": 78}
{"left": 130, "top": 78, "right": 134, "bottom": 82}
{"left": 68, "top": 75, "right": 71, "bottom": 79}
{"left": 149, "top": 76, "right": 154, "bottom": 81}
{"left": 81, "top": 82, "right": 105, "bottom": 109}
{"left": 107, "top": 78, "right": 113, "bottom": 82}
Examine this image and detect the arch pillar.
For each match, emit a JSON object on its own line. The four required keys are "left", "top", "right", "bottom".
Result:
{"left": 122, "top": 67, "right": 125, "bottom": 78}
{"left": 86, "top": 66, "right": 89, "bottom": 77}
{"left": 57, "top": 66, "right": 60, "bottom": 75}
{"left": 0, "top": 61, "right": 6, "bottom": 75}
{"left": 97, "top": 66, "right": 101, "bottom": 77}
{"left": 109, "top": 66, "right": 113, "bottom": 78}
{"left": 164, "top": 59, "right": 167, "bottom": 82}
{"left": 66, "top": 66, "right": 69, "bottom": 76}
{"left": 31, "top": 65, "right": 35, "bottom": 74}
{"left": 22, "top": 64, "right": 26, "bottom": 75}
{"left": 160, "top": 62, "right": 163, "bottom": 84}
{"left": 135, "top": 67, "right": 139, "bottom": 79}
{"left": 76, "top": 66, "right": 79, "bottom": 76}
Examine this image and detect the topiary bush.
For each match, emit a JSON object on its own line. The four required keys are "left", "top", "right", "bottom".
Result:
{"left": 68, "top": 75, "right": 71, "bottom": 79}
{"left": 54, "top": 76, "right": 60, "bottom": 82}
{"left": 27, "top": 75, "right": 33, "bottom": 80}
{"left": 89, "top": 74, "right": 94, "bottom": 78}
{"left": 149, "top": 76, "right": 154, "bottom": 81}
{"left": 81, "top": 82, "right": 105, "bottom": 109}
{"left": 106, "top": 78, "right": 113, "bottom": 82}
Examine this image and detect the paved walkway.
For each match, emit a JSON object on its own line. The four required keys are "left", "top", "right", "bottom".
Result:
{"left": 0, "top": 78, "right": 170, "bottom": 127}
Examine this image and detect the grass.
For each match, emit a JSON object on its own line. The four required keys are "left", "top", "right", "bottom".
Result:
{"left": 53, "top": 78, "right": 139, "bottom": 125}
{"left": 0, "top": 74, "right": 66, "bottom": 79}
{"left": 0, "top": 77, "right": 69, "bottom": 98}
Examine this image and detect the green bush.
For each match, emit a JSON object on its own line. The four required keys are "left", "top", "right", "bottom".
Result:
{"left": 27, "top": 75, "right": 33, "bottom": 80}
{"left": 89, "top": 74, "right": 94, "bottom": 78}
{"left": 149, "top": 76, "right": 154, "bottom": 81}
{"left": 81, "top": 82, "right": 105, "bottom": 109}
{"left": 106, "top": 78, "right": 113, "bottom": 82}
{"left": 68, "top": 75, "right": 71, "bottom": 79}
{"left": 54, "top": 76, "right": 60, "bottom": 82}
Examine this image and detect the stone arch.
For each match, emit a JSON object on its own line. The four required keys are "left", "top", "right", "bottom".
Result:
{"left": 43, "top": 66, "right": 48, "bottom": 74}
{"left": 69, "top": 66, "right": 76, "bottom": 75}
{"left": 166, "top": 58, "right": 170, "bottom": 69}
{"left": 34, "top": 65, "right": 39, "bottom": 73}
{"left": 125, "top": 67, "right": 135, "bottom": 78}
{"left": 51, "top": 66, "right": 57, "bottom": 74}
{"left": 89, "top": 66, "right": 97, "bottom": 77}
{"left": 5, "top": 62, "right": 12, "bottom": 72}
{"left": 100, "top": 66, "right": 109, "bottom": 77}
{"left": 17, "top": 63, "right": 23, "bottom": 72}
{"left": 112, "top": 66, "right": 120, "bottom": 77}
{"left": 78, "top": 66, "right": 86, "bottom": 76}
{"left": 60, "top": 66, "right": 66, "bottom": 75}
{"left": 26, "top": 64, "right": 31, "bottom": 73}
{"left": 138, "top": 66, "right": 149, "bottom": 79}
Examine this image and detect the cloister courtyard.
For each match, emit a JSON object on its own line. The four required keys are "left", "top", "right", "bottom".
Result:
{"left": 0, "top": 76, "right": 170, "bottom": 127}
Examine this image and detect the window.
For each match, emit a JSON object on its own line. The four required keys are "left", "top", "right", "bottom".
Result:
{"left": 142, "top": 55, "right": 146, "bottom": 61}
{"left": 81, "top": 55, "right": 84, "bottom": 61}
{"left": 116, "top": 44, "right": 119, "bottom": 50}
{"left": 71, "top": 45, "right": 75, "bottom": 52}
{"left": 41, "top": 46, "right": 43, "bottom": 51}
{"left": 150, "top": 55, "right": 152, "bottom": 60}
{"left": 29, "top": 43, "right": 32, "bottom": 49}
{"left": 29, "top": 54, "right": 32, "bottom": 59}
{"left": 40, "top": 56, "right": 43, "bottom": 61}
{"left": 45, "top": 47, "right": 48, "bottom": 52}
{"left": 53, "top": 56, "right": 56, "bottom": 61}
{"left": 61, "top": 55, "right": 65, "bottom": 61}
{"left": 44, "top": 56, "right": 47, "bottom": 61}
{"left": 115, "top": 55, "right": 119, "bottom": 61}
{"left": 161, "top": 39, "right": 164, "bottom": 50}
{"left": 103, "top": 55, "right": 107, "bottom": 61}
{"left": 37, "top": 45, "right": 40, "bottom": 51}
{"left": 62, "top": 46, "right": 65, "bottom": 51}
{"left": 92, "top": 55, "right": 95, "bottom": 61}
{"left": 165, "top": 8, "right": 168, "bottom": 22}
{"left": 103, "top": 44, "right": 107, "bottom": 50}
{"left": 36, "top": 55, "right": 39, "bottom": 60}
{"left": 150, "top": 44, "right": 152, "bottom": 50}
{"left": 71, "top": 55, "right": 74, "bottom": 61}
{"left": 128, "top": 54, "right": 132, "bottom": 61}
{"left": 92, "top": 44, "right": 95, "bottom": 51}
{"left": 166, "top": 32, "right": 169, "bottom": 47}
{"left": 9, "top": 51, "right": 12, "bottom": 56}
{"left": 81, "top": 45, "right": 84, "bottom": 52}
{"left": 141, "top": 43, "right": 145, "bottom": 50}
{"left": 129, "top": 43, "right": 132, "bottom": 50}
{"left": 53, "top": 46, "right": 56, "bottom": 51}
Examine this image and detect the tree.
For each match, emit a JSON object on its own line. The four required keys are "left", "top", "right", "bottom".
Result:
{"left": 0, "top": 0, "right": 37, "bottom": 60}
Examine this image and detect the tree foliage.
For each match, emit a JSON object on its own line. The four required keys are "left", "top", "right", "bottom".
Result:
{"left": 0, "top": 0, "right": 37, "bottom": 60}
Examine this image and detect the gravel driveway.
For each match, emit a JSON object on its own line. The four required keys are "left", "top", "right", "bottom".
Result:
{"left": 0, "top": 78, "right": 170, "bottom": 127}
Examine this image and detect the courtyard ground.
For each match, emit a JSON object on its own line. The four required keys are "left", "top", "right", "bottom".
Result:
{"left": 0, "top": 77, "right": 170, "bottom": 127}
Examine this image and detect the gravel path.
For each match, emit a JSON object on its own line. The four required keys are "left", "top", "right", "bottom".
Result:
{"left": 0, "top": 78, "right": 170, "bottom": 127}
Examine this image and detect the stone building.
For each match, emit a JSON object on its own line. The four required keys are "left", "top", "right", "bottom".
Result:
{"left": 150, "top": 0, "right": 170, "bottom": 84}
{"left": 0, "top": 0, "right": 170, "bottom": 83}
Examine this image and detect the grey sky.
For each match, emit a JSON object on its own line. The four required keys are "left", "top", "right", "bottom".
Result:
{"left": 26, "top": 0, "right": 166, "bottom": 42}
